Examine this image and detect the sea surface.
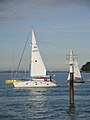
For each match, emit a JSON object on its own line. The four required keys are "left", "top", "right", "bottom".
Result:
{"left": 0, "top": 71, "right": 90, "bottom": 120}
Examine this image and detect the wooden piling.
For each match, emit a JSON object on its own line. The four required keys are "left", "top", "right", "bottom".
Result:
{"left": 69, "top": 70, "right": 75, "bottom": 108}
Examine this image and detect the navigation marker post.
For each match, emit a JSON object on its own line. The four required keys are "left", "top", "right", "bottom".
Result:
{"left": 66, "top": 50, "right": 76, "bottom": 108}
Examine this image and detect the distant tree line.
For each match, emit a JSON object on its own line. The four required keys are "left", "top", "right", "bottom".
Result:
{"left": 81, "top": 62, "right": 90, "bottom": 72}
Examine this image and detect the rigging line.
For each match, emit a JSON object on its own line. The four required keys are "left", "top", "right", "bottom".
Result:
{"left": 16, "top": 30, "right": 31, "bottom": 73}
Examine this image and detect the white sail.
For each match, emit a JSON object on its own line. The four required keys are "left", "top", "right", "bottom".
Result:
{"left": 30, "top": 29, "right": 46, "bottom": 77}
{"left": 74, "top": 59, "right": 82, "bottom": 78}
{"left": 67, "top": 50, "right": 82, "bottom": 81}
{"left": 67, "top": 61, "right": 82, "bottom": 80}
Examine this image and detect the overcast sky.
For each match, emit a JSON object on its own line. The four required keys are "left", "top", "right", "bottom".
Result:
{"left": 0, "top": 0, "right": 90, "bottom": 71}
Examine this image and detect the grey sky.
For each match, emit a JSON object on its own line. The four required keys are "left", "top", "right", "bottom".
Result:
{"left": 0, "top": 0, "right": 90, "bottom": 71}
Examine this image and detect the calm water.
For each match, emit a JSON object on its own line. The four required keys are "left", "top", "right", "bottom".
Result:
{"left": 0, "top": 72, "right": 90, "bottom": 120}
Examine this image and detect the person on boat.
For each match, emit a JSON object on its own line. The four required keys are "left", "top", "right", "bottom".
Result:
{"left": 50, "top": 76, "right": 52, "bottom": 81}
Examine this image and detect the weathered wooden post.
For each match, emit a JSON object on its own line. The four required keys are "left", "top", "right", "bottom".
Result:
{"left": 69, "top": 63, "right": 74, "bottom": 108}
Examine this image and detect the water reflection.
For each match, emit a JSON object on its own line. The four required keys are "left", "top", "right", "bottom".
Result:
{"left": 24, "top": 88, "right": 49, "bottom": 119}
{"left": 67, "top": 107, "right": 78, "bottom": 120}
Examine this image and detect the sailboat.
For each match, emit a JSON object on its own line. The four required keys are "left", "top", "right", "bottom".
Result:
{"left": 6, "top": 29, "right": 57, "bottom": 87}
{"left": 67, "top": 50, "right": 85, "bottom": 83}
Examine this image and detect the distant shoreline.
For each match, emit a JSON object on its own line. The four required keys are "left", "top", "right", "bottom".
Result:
{"left": 0, "top": 70, "right": 90, "bottom": 73}
{"left": 0, "top": 70, "right": 68, "bottom": 73}
{"left": 81, "top": 71, "right": 90, "bottom": 73}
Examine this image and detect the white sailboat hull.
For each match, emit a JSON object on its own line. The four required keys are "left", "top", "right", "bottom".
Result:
{"left": 13, "top": 80, "right": 57, "bottom": 88}
{"left": 73, "top": 78, "right": 85, "bottom": 83}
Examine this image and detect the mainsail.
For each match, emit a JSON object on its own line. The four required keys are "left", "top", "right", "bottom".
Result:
{"left": 74, "top": 59, "right": 82, "bottom": 79}
{"left": 30, "top": 30, "right": 46, "bottom": 77}
{"left": 67, "top": 50, "right": 82, "bottom": 80}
